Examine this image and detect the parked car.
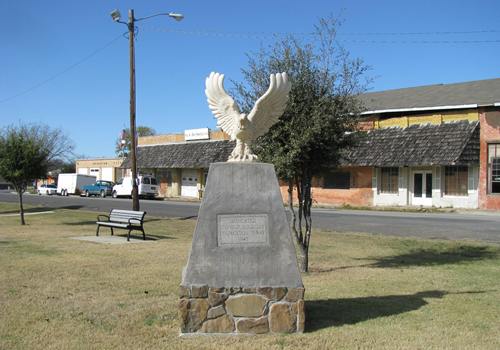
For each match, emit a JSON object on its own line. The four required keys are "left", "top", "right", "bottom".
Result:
{"left": 38, "top": 184, "right": 57, "bottom": 195}
{"left": 81, "top": 180, "right": 115, "bottom": 198}
{"left": 112, "top": 175, "right": 158, "bottom": 199}
{"left": 57, "top": 173, "right": 96, "bottom": 196}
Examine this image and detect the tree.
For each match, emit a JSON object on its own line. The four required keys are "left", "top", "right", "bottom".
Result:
{"left": 234, "top": 17, "right": 369, "bottom": 272}
{"left": 115, "top": 126, "right": 156, "bottom": 157}
{"left": 47, "top": 158, "right": 76, "bottom": 175}
{"left": 0, "top": 124, "right": 74, "bottom": 225}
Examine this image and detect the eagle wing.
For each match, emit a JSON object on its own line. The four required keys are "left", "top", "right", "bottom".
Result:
{"left": 205, "top": 72, "right": 241, "bottom": 140}
{"left": 247, "top": 72, "right": 291, "bottom": 139}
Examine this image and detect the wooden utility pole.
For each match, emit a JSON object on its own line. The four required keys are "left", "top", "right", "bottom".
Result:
{"left": 111, "top": 8, "right": 182, "bottom": 210}
{"left": 128, "top": 9, "right": 139, "bottom": 211}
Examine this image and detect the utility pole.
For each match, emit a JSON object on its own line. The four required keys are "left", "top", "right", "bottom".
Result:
{"left": 110, "top": 8, "right": 183, "bottom": 211}
{"left": 128, "top": 9, "right": 139, "bottom": 211}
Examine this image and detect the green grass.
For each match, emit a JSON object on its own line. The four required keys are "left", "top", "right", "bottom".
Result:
{"left": 0, "top": 203, "right": 499, "bottom": 349}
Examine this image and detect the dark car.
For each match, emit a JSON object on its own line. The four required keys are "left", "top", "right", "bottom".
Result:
{"left": 81, "top": 180, "right": 115, "bottom": 198}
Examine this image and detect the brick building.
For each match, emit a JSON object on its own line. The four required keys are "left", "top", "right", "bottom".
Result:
{"left": 122, "top": 78, "right": 500, "bottom": 210}
{"left": 308, "top": 77, "right": 500, "bottom": 210}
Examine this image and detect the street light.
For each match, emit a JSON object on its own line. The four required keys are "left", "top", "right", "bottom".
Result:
{"left": 111, "top": 8, "right": 184, "bottom": 211}
{"left": 110, "top": 9, "right": 122, "bottom": 22}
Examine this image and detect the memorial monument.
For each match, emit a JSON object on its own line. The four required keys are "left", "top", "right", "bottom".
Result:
{"left": 179, "top": 72, "right": 304, "bottom": 335}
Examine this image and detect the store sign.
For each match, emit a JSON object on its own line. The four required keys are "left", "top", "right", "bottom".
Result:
{"left": 185, "top": 128, "right": 210, "bottom": 141}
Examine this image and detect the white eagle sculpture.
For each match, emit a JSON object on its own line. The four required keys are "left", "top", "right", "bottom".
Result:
{"left": 205, "top": 71, "right": 291, "bottom": 162}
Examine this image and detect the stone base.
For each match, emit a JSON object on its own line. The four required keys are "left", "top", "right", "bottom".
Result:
{"left": 179, "top": 285, "right": 305, "bottom": 334}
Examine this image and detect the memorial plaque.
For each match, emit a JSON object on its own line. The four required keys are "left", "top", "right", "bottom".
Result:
{"left": 217, "top": 214, "right": 269, "bottom": 247}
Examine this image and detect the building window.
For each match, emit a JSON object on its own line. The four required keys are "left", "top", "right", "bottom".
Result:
{"left": 380, "top": 167, "right": 398, "bottom": 194}
{"left": 323, "top": 171, "right": 350, "bottom": 189}
{"left": 444, "top": 166, "right": 468, "bottom": 196}
{"left": 488, "top": 143, "right": 500, "bottom": 194}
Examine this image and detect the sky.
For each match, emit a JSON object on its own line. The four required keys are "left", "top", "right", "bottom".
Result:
{"left": 1, "top": 0, "right": 499, "bottom": 158}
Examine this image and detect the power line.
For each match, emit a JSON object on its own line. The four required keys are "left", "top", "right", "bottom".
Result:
{"left": 2, "top": 26, "right": 498, "bottom": 104}
{"left": 0, "top": 32, "right": 125, "bottom": 104}
{"left": 143, "top": 26, "right": 500, "bottom": 44}
{"left": 340, "top": 39, "right": 500, "bottom": 44}
{"left": 338, "top": 29, "right": 500, "bottom": 36}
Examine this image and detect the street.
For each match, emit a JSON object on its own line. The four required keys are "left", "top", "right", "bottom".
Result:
{"left": 1, "top": 191, "right": 499, "bottom": 243}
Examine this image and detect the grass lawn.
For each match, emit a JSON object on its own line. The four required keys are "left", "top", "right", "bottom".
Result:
{"left": 0, "top": 203, "right": 499, "bottom": 349}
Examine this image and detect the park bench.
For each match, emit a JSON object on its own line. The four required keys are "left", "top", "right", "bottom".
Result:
{"left": 96, "top": 209, "right": 146, "bottom": 241}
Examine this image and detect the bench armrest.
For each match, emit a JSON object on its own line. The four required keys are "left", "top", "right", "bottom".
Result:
{"left": 97, "top": 214, "right": 110, "bottom": 222}
{"left": 128, "top": 218, "right": 143, "bottom": 226}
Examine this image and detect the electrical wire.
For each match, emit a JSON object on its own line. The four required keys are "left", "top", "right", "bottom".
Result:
{"left": 2, "top": 26, "right": 498, "bottom": 104}
{"left": 340, "top": 39, "right": 500, "bottom": 44}
{"left": 0, "top": 32, "right": 126, "bottom": 104}
{"left": 337, "top": 29, "right": 500, "bottom": 36}
{"left": 143, "top": 26, "right": 500, "bottom": 44}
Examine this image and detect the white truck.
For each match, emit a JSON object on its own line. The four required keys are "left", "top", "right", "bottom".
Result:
{"left": 112, "top": 175, "right": 159, "bottom": 199}
{"left": 57, "top": 173, "right": 96, "bottom": 196}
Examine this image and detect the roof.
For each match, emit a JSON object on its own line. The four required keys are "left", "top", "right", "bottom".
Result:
{"left": 342, "top": 120, "right": 479, "bottom": 167}
{"left": 361, "top": 77, "right": 500, "bottom": 114}
{"left": 121, "top": 140, "right": 235, "bottom": 169}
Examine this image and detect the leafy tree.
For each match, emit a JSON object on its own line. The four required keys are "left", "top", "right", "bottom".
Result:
{"left": 59, "top": 161, "right": 76, "bottom": 174}
{"left": 0, "top": 124, "right": 74, "bottom": 225}
{"left": 234, "top": 17, "right": 369, "bottom": 272}
{"left": 115, "top": 126, "right": 156, "bottom": 157}
{"left": 47, "top": 158, "right": 76, "bottom": 175}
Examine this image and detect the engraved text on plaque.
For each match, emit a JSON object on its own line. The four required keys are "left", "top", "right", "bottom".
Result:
{"left": 217, "top": 214, "right": 269, "bottom": 247}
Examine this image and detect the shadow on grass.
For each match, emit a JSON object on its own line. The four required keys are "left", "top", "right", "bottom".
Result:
{"left": 111, "top": 233, "right": 176, "bottom": 241}
{"left": 144, "top": 218, "right": 163, "bottom": 223}
{"left": 306, "top": 290, "right": 488, "bottom": 331}
{"left": 0, "top": 205, "right": 84, "bottom": 214}
{"left": 368, "top": 245, "right": 498, "bottom": 268}
{"left": 178, "top": 215, "right": 198, "bottom": 221}
{"left": 310, "top": 245, "right": 499, "bottom": 273}
{"left": 63, "top": 216, "right": 163, "bottom": 226}
{"left": 52, "top": 205, "right": 85, "bottom": 211}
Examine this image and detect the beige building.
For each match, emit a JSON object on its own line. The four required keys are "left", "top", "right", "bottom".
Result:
{"left": 76, "top": 158, "right": 125, "bottom": 183}
{"left": 121, "top": 128, "right": 233, "bottom": 199}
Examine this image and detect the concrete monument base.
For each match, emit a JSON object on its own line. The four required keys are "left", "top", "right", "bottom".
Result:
{"left": 179, "top": 162, "right": 304, "bottom": 334}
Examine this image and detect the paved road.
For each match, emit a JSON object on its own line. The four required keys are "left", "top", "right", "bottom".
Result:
{"left": 1, "top": 192, "right": 499, "bottom": 243}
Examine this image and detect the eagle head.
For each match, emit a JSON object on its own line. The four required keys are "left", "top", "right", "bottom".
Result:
{"left": 235, "top": 114, "right": 251, "bottom": 140}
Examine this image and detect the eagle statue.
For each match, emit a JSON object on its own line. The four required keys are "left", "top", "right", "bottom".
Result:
{"left": 205, "top": 71, "right": 291, "bottom": 162}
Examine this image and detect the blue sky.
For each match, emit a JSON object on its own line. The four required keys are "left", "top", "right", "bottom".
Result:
{"left": 1, "top": 0, "right": 499, "bottom": 158}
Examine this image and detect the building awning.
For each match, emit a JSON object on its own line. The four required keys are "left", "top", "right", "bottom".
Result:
{"left": 121, "top": 140, "right": 235, "bottom": 169}
{"left": 342, "top": 120, "right": 479, "bottom": 167}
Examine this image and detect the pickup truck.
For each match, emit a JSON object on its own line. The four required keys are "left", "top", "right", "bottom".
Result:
{"left": 81, "top": 180, "right": 115, "bottom": 198}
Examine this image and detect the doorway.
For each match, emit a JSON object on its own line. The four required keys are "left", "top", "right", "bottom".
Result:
{"left": 412, "top": 171, "right": 432, "bottom": 206}
{"left": 181, "top": 169, "right": 199, "bottom": 198}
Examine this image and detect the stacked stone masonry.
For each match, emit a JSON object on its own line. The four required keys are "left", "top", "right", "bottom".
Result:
{"left": 179, "top": 285, "right": 305, "bottom": 334}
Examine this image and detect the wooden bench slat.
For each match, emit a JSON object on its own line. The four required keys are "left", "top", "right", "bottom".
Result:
{"left": 110, "top": 211, "right": 144, "bottom": 215}
{"left": 96, "top": 222, "right": 128, "bottom": 228}
{"left": 110, "top": 212, "right": 144, "bottom": 218}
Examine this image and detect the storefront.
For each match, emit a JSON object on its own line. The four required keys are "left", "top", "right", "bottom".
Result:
{"left": 121, "top": 129, "right": 233, "bottom": 199}
{"left": 76, "top": 158, "right": 125, "bottom": 182}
